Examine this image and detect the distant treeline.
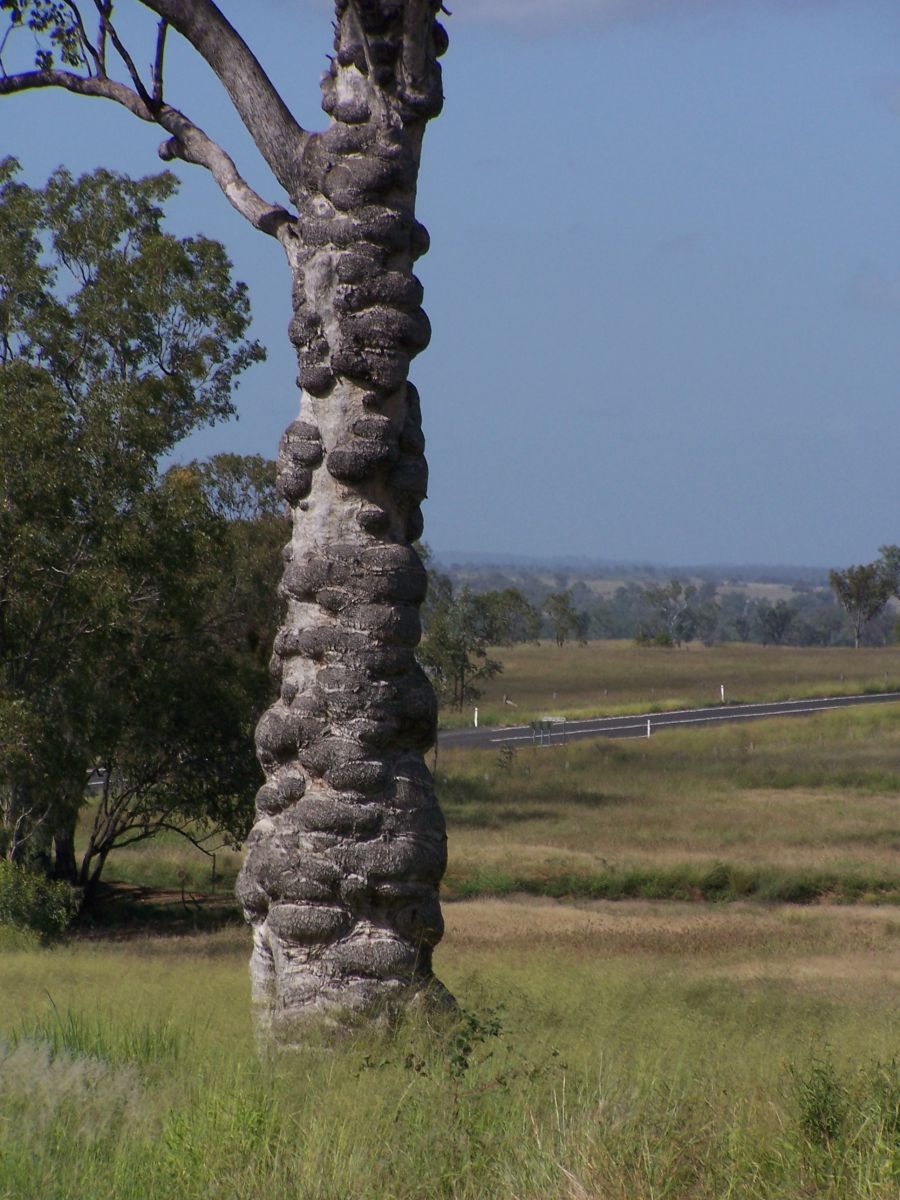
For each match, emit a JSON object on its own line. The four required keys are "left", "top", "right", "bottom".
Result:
{"left": 430, "top": 563, "right": 897, "bottom": 649}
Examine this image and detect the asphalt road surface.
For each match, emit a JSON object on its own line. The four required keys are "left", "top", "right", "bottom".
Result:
{"left": 438, "top": 691, "right": 900, "bottom": 752}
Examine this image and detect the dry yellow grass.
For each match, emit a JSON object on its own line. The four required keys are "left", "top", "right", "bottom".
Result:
{"left": 446, "top": 785, "right": 900, "bottom": 879}
{"left": 443, "top": 895, "right": 900, "bottom": 966}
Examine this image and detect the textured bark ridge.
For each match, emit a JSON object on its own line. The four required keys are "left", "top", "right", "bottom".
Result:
{"left": 236, "top": 1, "right": 449, "bottom": 1029}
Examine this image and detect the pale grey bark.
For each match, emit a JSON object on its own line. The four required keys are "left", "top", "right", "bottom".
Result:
{"left": 237, "top": 2, "right": 450, "bottom": 1031}
{"left": 0, "top": 0, "right": 450, "bottom": 1032}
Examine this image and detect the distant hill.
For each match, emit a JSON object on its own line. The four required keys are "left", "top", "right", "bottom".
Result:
{"left": 432, "top": 551, "right": 830, "bottom": 589}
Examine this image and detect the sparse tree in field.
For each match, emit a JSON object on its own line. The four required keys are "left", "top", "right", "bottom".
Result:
{"left": 544, "top": 590, "right": 588, "bottom": 648}
{"left": 417, "top": 572, "right": 536, "bottom": 711}
{"left": 0, "top": 1, "right": 450, "bottom": 1028}
{"left": 829, "top": 562, "right": 892, "bottom": 649}
{"left": 635, "top": 579, "right": 698, "bottom": 647}
{"left": 418, "top": 586, "right": 502, "bottom": 712}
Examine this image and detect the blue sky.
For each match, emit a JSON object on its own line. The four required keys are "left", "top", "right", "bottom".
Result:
{"left": 3, "top": 0, "right": 900, "bottom": 566}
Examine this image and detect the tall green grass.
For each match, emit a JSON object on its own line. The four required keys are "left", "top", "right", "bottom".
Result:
{"left": 2, "top": 922, "right": 899, "bottom": 1199}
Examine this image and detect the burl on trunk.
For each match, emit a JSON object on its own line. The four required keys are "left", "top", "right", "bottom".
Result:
{"left": 235, "top": 2, "right": 451, "bottom": 1030}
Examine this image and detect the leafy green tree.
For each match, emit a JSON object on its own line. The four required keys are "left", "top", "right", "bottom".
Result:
{"left": 0, "top": 161, "right": 263, "bottom": 876}
{"left": 829, "top": 562, "right": 892, "bottom": 649}
{"left": 194, "top": 453, "right": 286, "bottom": 672}
{"left": 635, "top": 580, "right": 698, "bottom": 647}
{"left": 52, "top": 458, "right": 288, "bottom": 898}
{"left": 419, "top": 586, "right": 503, "bottom": 712}
{"left": 475, "top": 587, "right": 541, "bottom": 646}
{"left": 751, "top": 599, "right": 795, "bottom": 646}
{"left": 544, "top": 590, "right": 588, "bottom": 648}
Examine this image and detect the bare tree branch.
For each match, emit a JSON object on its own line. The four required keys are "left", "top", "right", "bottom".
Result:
{"left": 0, "top": 68, "right": 297, "bottom": 238}
{"left": 0, "top": 19, "right": 21, "bottom": 75}
{"left": 0, "top": 66, "right": 153, "bottom": 117}
{"left": 136, "top": 0, "right": 308, "bottom": 193}
{"left": 91, "top": 0, "right": 109, "bottom": 76}
{"left": 156, "top": 109, "right": 297, "bottom": 238}
{"left": 100, "top": 5, "right": 154, "bottom": 107}
{"left": 151, "top": 16, "right": 166, "bottom": 104}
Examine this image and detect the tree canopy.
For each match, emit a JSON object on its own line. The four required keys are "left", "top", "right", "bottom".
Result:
{"left": 829, "top": 562, "right": 893, "bottom": 650}
{"left": 0, "top": 161, "right": 278, "bottom": 895}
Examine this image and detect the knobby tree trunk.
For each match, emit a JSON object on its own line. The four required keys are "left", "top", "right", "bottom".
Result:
{"left": 234, "top": 3, "right": 451, "bottom": 1030}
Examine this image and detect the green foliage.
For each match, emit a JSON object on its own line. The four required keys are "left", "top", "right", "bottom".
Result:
{"left": 543, "top": 589, "right": 588, "bottom": 647}
{"left": 439, "top": 562, "right": 898, "bottom": 647}
{"left": 879, "top": 544, "right": 900, "bottom": 599}
{"left": 634, "top": 629, "right": 676, "bottom": 647}
{"left": 0, "top": 160, "right": 272, "bottom": 887}
{"left": 420, "top": 577, "right": 539, "bottom": 710}
{"left": 792, "top": 1056, "right": 848, "bottom": 1148}
{"left": 2, "top": 952, "right": 900, "bottom": 1200}
{"left": 13, "top": 1007, "right": 187, "bottom": 1070}
{"left": 635, "top": 578, "right": 697, "bottom": 646}
{"left": 0, "top": 2, "right": 83, "bottom": 71}
{"left": 753, "top": 597, "right": 796, "bottom": 645}
{"left": 829, "top": 562, "right": 892, "bottom": 648}
{"left": 476, "top": 588, "right": 541, "bottom": 645}
{"left": 0, "top": 860, "right": 78, "bottom": 937}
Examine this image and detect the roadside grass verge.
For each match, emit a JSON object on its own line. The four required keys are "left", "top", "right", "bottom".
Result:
{"left": 440, "top": 703, "right": 900, "bottom": 905}
{"left": 2, "top": 900, "right": 898, "bottom": 1199}
{"left": 439, "top": 640, "right": 900, "bottom": 728}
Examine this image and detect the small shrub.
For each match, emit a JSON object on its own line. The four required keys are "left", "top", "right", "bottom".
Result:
{"left": 0, "top": 861, "right": 80, "bottom": 939}
{"left": 699, "top": 861, "right": 733, "bottom": 900}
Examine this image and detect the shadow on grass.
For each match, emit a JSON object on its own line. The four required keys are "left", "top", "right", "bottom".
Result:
{"left": 439, "top": 773, "right": 642, "bottom": 830}
{"left": 75, "top": 882, "right": 244, "bottom": 940}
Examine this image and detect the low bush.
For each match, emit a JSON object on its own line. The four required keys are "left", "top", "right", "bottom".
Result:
{"left": 0, "top": 862, "right": 79, "bottom": 939}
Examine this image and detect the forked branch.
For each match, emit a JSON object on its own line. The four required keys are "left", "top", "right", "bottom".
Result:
{"left": 0, "top": 67, "right": 297, "bottom": 238}
{"left": 136, "top": 0, "right": 308, "bottom": 193}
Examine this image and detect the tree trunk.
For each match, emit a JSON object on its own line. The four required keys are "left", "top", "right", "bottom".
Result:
{"left": 53, "top": 821, "right": 77, "bottom": 884}
{"left": 236, "top": 2, "right": 450, "bottom": 1031}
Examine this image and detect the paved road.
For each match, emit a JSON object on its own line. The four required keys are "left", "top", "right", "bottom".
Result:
{"left": 438, "top": 691, "right": 900, "bottom": 751}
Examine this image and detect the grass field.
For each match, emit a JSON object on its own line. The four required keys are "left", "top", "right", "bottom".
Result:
{"left": 439, "top": 701, "right": 900, "bottom": 905}
{"left": 95, "top": 701, "right": 900, "bottom": 906}
{"left": 446, "top": 640, "right": 900, "bottom": 727}
{"left": 4, "top": 653, "right": 900, "bottom": 1197}
{"left": 2, "top": 896, "right": 899, "bottom": 1199}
